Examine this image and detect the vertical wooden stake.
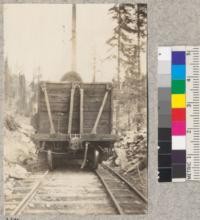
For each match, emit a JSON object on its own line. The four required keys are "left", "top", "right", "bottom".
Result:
{"left": 80, "top": 88, "right": 84, "bottom": 134}
{"left": 68, "top": 87, "right": 75, "bottom": 134}
{"left": 41, "top": 83, "right": 55, "bottom": 134}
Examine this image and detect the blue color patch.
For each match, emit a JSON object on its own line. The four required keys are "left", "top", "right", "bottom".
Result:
{"left": 172, "top": 51, "right": 185, "bottom": 64}
{"left": 172, "top": 65, "right": 186, "bottom": 80}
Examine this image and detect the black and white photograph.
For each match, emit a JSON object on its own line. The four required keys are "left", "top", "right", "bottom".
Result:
{"left": 3, "top": 3, "right": 147, "bottom": 215}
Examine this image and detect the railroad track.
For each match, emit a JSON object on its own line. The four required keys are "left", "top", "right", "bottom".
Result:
{"left": 5, "top": 165, "right": 147, "bottom": 215}
{"left": 95, "top": 164, "right": 147, "bottom": 214}
{"left": 5, "top": 171, "right": 49, "bottom": 215}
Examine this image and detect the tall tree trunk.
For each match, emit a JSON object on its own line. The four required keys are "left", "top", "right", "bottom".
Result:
{"left": 116, "top": 4, "right": 122, "bottom": 134}
{"left": 71, "top": 4, "right": 77, "bottom": 71}
{"left": 136, "top": 4, "right": 141, "bottom": 132}
{"left": 117, "top": 5, "right": 121, "bottom": 89}
{"left": 18, "top": 74, "right": 26, "bottom": 115}
{"left": 4, "top": 59, "right": 10, "bottom": 106}
{"left": 92, "top": 50, "right": 96, "bottom": 82}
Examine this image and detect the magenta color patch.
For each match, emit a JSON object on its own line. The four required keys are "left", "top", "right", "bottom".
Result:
{"left": 172, "top": 121, "right": 186, "bottom": 135}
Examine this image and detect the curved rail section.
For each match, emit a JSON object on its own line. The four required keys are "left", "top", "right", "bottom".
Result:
{"left": 102, "top": 163, "right": 148, "bottom": 203}
{"left": 95, "top": 164, "right": 147, "bottom": 214}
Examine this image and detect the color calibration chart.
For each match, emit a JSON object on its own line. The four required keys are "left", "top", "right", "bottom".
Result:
{"left": 158, "top": 46, "right": 200, "bottom": 182}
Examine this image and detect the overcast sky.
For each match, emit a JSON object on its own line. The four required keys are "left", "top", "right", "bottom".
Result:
{"left": 4, "top": 4, "right": 146, "bottom": 83}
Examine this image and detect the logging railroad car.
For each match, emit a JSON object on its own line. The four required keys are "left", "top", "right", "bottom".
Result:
{"left": 33, "top": 81, "right": 118, "bottom": 170}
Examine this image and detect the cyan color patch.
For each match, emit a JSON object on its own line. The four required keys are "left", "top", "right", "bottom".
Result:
{"left": 172, "top": 65, "right": 186, "bottom": 80}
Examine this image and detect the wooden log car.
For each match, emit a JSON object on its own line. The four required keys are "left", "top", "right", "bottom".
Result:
{"left": 33, "top": 81, "right": 118, "bottom": 170}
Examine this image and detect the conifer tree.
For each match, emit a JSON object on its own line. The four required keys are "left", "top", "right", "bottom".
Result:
{"left": 107, "top": 4, "right": 147, "bottom": 131}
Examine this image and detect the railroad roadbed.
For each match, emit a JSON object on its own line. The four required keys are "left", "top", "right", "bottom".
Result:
{"left": 5, "top": 165, "right": 147, "bottom": 215}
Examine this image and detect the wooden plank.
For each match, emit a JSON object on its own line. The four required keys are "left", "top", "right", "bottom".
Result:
{"left": 39, "top": 113, "right": 109, "bottom": 121}
{"left": 39, "top": 95, "right": 111, "bottom": 104}
{"left": 33, "top": 133, "right": 117, "bottom": 142}
{"left": 39, "top": 92, "right": 108, "bottom": 104}
{"left": 39, "top": 83, "right": 71, "bottom": 90}
{"left": 39, "top": 100, "right": 111, "bottom": 112}
{"left": 40, "top": 81, "right": 111, "bottom": 85}
{"left": 39, "top": 86, "right": 108, "bottom": 93}
{"left": 41, "top": 82, "right": 111, "bottom": 89}
{"left": 83, "top": 128, "right": 110, "bottom": 134}
{"left": 39, "top": 118, "right": 78, "bottom": 133}
{"left": 39, "top": 111, "right": 110, "bottom": 120}
{"left": 39, "top": 123, "right": 110, "bottom": 131}
{"left": 39, "top": 102, "right": 110, "bottom": 112}
{"left": 84, "top": 119, "right": 110, "bottom": 127}
{"left": 38, "top": 119, "right": 110, "bottom": 134}
{"left": 39, "top": 97, "right": 111, "bottom": 104}
{"left": 38, "top": 125, "right": 110, "bottom": 134}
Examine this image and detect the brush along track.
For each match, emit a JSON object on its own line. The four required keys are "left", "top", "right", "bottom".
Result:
{"left": 5, "top": 165, "right": 147, "bottom": 215}
{"left": 95, "top": 164, "right": 147, "bottom": 214}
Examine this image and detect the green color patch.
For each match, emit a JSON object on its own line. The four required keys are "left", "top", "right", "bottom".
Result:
{"left": 172, "top": 80, "right": 185, "bottom": 94}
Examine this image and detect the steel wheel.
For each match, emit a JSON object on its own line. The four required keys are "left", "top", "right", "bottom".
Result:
{"left": 47, "top": 150, "right": 54, "bottom": 171}
{"left": 92, "top": 149, "right": 100, "bottom": 170}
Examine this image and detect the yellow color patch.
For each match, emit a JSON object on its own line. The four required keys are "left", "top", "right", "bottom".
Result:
{"left": 172, "top": 94, "right": 186, "bottom": 108}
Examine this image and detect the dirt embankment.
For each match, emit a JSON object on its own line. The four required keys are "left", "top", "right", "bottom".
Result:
{"left": 4, "top": 114, "right": 37, "bottom": 196}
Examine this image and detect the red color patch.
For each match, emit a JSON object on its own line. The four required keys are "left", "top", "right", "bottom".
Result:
{"left": 172, "top": 108, "right": 186, "bottom": 121}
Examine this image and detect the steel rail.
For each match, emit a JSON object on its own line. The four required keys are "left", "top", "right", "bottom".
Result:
{"left": 101, "top": 163, "right": 147, "bottom": 203}
{"left": 11, "top": 170, "right": 49, "bottom": 216}
{"left": 95, "top": 169, "right": 124, "bottom": 215}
